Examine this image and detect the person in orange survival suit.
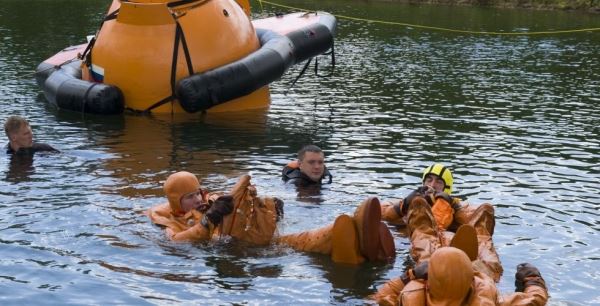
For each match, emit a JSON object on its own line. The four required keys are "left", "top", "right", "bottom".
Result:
{"left": 371, "top": 247, "right": 548, "bottom": 306}
{"left": 380, "top": 163, "right": 503, "bottom": 281}
{"left": 147, "top": 171, "right": 396, "bottom": 265}
{"left": 147, "top": 171, "right": 283, "bottom": 242}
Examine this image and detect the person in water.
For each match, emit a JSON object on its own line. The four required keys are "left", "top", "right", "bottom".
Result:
{"left": 371, "top": 246, "right": 548, "bottom": 306}
{"left": 4, "top": 115, "right": 58, "bottom": 154}
{"left": 380, "top": 164, "right": 503, "bottom": 281}
{"left": 147, "top": 171, "right": 395, "bottom": 264}
{"left": 282, "top": 145, "right": 332, "bottom": 185}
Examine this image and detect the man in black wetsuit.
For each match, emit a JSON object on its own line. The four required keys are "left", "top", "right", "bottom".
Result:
{"left": 4, "top": 115, "right": 58, "bottom": 155}
{"left": 282, "top": 144, "right": 332, "bottom": 185}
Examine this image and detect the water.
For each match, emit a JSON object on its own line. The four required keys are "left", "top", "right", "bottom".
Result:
{"left": 1, "top": 0, "right": 599, "bottom": 304}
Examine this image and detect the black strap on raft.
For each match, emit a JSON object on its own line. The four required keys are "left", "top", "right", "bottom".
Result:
{"left": 288, "top": 44, "right": 336, "bottom": 92}
{"left": 142, "top": 19, "right": 195, "bottom": 113}
{"left": 167, "top": 0, "right": 205, "bottom": 8}
{"left": 104, "top": 9, "right": 119, "bottom": 22}
{"left": 315, "top": 44, "right": 335, "bottom": 77}
{"left": 140, "top": 95, "right": 176, "bottom": 114}
{"left": 80, "top": 8, "right": 120, "bottom": 72}
{"left": 289, "top": 58, "right": 312, "bottom": 89}
{"left": 176, "top": 21, "right": 194, "bottom": 77}
{"left": 80, "top": 37, "right": 96, "bottom": 67}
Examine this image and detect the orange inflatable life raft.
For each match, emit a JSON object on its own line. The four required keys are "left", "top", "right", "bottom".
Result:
{"left": 35, "top": 0, "right": 336, "bottom": 115}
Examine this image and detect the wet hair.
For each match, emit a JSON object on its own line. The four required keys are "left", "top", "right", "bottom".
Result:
{"left": 4, "top": 115, "right": 29, "bottom": 137}
{"left": 298, "top": 145, "right": 323, "bottom": 161}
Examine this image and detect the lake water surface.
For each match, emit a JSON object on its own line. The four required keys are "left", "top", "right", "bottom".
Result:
{"left": 1, "top": 0, "right": 599, "bottom": 304}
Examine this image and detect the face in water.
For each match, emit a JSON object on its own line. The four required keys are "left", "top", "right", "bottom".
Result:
{"left": 179, "top": 189, "right": 205, "bottom": 213}
{"left": 423, "top": 174, "right": 446, "bottom": 193}
{"left": 10, "top": 124, "right": 33, "bottom": 149}
{"left": 299, "top": 151, "right": 325, "bottom": 182}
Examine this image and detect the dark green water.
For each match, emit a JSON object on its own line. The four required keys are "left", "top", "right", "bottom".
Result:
{"left": 1, "top": 0, "right": 599, "bottom": 304}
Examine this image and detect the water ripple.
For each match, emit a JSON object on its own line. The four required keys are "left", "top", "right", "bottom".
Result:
{"left": 1, "top": 0, "right": 599, "bottom": 304}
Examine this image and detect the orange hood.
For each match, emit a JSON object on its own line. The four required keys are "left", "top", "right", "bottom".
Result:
{"left": 427, "top": 247, "right": 474, "bottom": 306}
{"left": 163, "top": 171, "right": 200, "bottom": 215}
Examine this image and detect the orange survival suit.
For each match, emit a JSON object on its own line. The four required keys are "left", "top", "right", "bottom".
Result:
{"left": 147, "top": 172, "right": 395, "bottom": 265}
{"left": 147, "top": 172, "right": 278, "bottom": 244}
{"left": 381, "top": 189, "right": 503, "bottom": 282}
{"left": 371, "top": 247, "right": 548, "bottom": 306}
{"left": 404, "top": 197, "right": 503, "bottom": 282}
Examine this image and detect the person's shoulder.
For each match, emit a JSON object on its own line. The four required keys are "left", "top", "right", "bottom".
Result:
{"left": 322, "top": 166, "right": 332, "bottom": 184}
{"left": 282, "top": 161, "right": 301, "bottom": 181}
{"left": 399, "top": 280, "right": 426, "bottom": 304}
{"left": 147, "top": 202, "right": 174, "bottom": 227}
{"left": 32, "top": 142, "right": 59, "bottom": 153}
{"left": 5, "top": 143, "right": 14, "bottom": 154}
{"left": 283, "top": 169, "right": 303, "bottom": 182}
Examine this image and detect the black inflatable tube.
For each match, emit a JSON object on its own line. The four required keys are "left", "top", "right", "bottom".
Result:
{"left": 177, "top": 13, "right": 336, "bottom": 113}
{"left": 35, "top": 62, "right": 56, "bottom": 87}
{"left": 36, "top": 60, "right": 124, "bottom": 115}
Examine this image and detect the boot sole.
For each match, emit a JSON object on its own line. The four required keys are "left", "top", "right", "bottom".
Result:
{"left": 472, "top": 204, "right": 495, "bottom": 236}
{"left": 407, "top": 197, "right": 436, "bottom": 238}
{"left": 360, "top": 197, "right": 382, "bottom": 261}
{"left": 331, "top": 215, "right": 364, "bottom": 265}
{"left": 229, "top": 175, "right": 251, "bottom": 199}
{"left": 378, "top": 222, "right": 396, "bottom": 261}
{"left": 450, "top": 224, "right": 478, "bottom": 261}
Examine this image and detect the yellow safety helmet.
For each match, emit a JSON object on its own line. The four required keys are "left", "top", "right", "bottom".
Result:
{"left": 422, "top": 164, "right": 453, "bottom": 194}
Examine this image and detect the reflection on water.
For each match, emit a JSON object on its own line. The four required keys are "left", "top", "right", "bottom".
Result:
{"left": 1, "top": 0, "right": 599, "bottom": 304}
{"left": 5, "top": 154, "right": 36, "bottom": 182}
{"left": 291, "top": 183, "right": 329, "bottom": 205}
{"left": 86, "top": 112, "right": 271, "bottom": 198}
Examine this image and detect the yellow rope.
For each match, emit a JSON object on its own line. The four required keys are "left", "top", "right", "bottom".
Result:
{"left": 256, "top": 0, "right": 600, "bottom": 35}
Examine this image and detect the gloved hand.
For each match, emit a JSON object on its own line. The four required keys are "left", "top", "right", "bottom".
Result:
{"left": 413, "top": 260, "right": 429, "bottom": 279}
{"left": 400, "top": 261, "right": 429, "bottom": 285}
{"left": 434, "top": 191, "right": 453, "bottom": 204}
{"left": 273, "top": 197, "right": 284, "bottom": 220}
{"left": 515, "top": 263, "right": 546, "bottom": 292}
{"left": 402, "top": 186, "right": 432, "bottom": 215}
{"left": 433, "top": 191, "right": 461, "bottom": 211}
{"left": 203, "top": 195, "right": 234, "bottom": 227}
{"left": 193, "top": 188, "right": 211, "bottom": 212}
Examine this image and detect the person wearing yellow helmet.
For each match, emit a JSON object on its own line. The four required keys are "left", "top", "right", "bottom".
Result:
{"left": 422, "top": 163, "right": 453, "bottom": 194}
{"left": 370, "top": 198, "right": 530, "bottom": 306}
{"left": 379, "top": 163, "right": 503, "bottom": 282}
{"left": 419, "top": 163, "right": 459, "bottom": 231}
{"left": 380, "top": 163, "right": 460, "bottom": 229}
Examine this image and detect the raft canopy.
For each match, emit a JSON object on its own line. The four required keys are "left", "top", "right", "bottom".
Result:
{"left": 35, "top": 1, "right": 337, "bottom": 114}
{"left": 177, "top": 12, "right": 337, "bottom": 113}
